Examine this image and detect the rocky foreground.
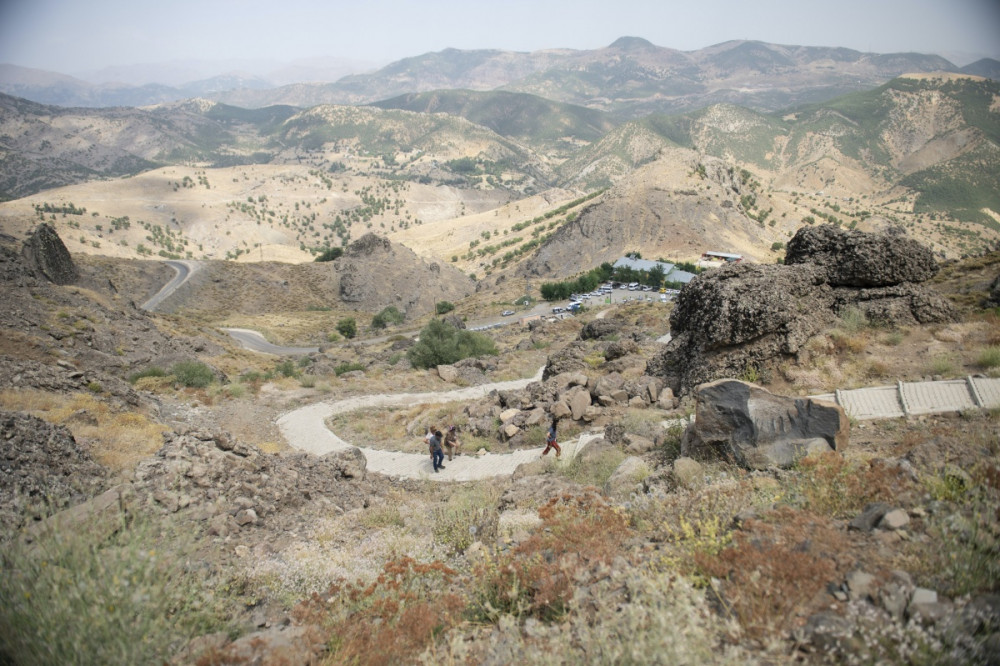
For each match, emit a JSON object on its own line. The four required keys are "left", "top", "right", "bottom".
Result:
{"left": 1, "top": 224, "right": 998, "bottom": 664}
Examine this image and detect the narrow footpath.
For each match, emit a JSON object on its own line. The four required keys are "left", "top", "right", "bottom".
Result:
{"left": 277, "top": 369, "right": 1000, "bottom": 482}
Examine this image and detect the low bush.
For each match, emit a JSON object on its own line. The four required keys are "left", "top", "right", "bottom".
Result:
{"left": 695, "top": 507, "right": 848, "bottom": 640}
{"left": 470, "top": 491, "right": 632, "bottom": 623}
{"left": 127, "top": 366, "right": 166, "bottom": 384}
{"left": 170, "top": 361, "right": 214, "bottom": 388}
{"left": 290, "top": 557, "right": 463, "bottom": 666}
{"left": 335, "top": 362, "right": 365, "bottom": 376}
{"left": 432, "top": 485, "right": 501, "bottom": 555}
{"left": 976, "top": 345, "right": 1000, "bottom": 369}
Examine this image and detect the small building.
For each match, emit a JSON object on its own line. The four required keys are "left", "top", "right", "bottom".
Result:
{"left": 611, "top": 257, "right": 697, "bottom": 285}
{"left": 700, "top": 251, "right": 743, "bottom": 263}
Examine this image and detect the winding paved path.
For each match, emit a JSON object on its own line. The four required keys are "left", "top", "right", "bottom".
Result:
{"left": 277, "top": 372, "right": 1000, "bottom": 482}
{"left": 222, "top": 328, "right": 319, "bottom": 356}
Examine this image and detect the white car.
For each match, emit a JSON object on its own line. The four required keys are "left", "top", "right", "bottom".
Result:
{"left": 501, "top": 310, "right": 515, "bottom": 316}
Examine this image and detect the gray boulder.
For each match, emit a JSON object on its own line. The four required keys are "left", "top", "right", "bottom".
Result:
{"left": 681, "top": 379, "right": 848, "bottom": 469}
{"left": 21, "top": 223, "right": 78, "bottom": 285}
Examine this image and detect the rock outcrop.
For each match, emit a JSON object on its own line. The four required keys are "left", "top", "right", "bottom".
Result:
{"left": 681, "top": 380, "right": 849, "bottom": 469}
{"left": 647, "top": 225, "right": 958, "bottom": 394}
{"left": 784, "top": 225, "right": 939, "bottom": 287}
{"left": 0, "top": 411, "right": 108, "bottom": 531}
{"left": 21, "top": 223, "right": 78, "bottom": 285}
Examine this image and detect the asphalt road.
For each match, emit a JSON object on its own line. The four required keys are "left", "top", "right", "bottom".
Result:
{"left": 140, "top": 260, "right": 200, "bottom": 311}
{"left": 221, "top": 328, "right": 320, "bottom": 356}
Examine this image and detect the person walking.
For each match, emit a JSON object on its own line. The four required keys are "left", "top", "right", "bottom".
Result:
{"left": 444, "top": 425, "right": 462, "bottom": 461}
{"left": 429, "top": 427, "right": 446, "bottom": 472}
{"left": 542, "top": 417, "right": 561, "bottom": 458}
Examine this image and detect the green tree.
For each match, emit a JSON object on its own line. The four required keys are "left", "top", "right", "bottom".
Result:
{"left": 314, "top": 247, "right": 343, "bottom": 262}
{"left": 435, "top": 301, "right": 455, "bottom": 315}
{"left": 647, "top": 264, "right": 665, "bottom": 288}
{"left": 408, "top": 320, "right": 498, "bottom": 369}
{"left": 336, "top": 318, "right": 357, "bottom": 339}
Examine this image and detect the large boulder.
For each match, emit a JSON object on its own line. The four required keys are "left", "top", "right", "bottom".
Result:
{"left": 21, "top": 223, "right": 78, "bottom": 285}
{"left": 785, "top": 225, "right": 939, "bottom": 287}
{"left": 646, "top": 226, "right": 956, "bottom": 394}
{"left": 682, "top": 379, "right": 849, "bottom": 469}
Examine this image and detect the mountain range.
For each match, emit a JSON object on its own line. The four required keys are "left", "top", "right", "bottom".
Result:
{"left": 3, "top": 38, "right": 997, "bottom": 116}
{"left": 0, "top": 38, "right": 998, "bottom": 284}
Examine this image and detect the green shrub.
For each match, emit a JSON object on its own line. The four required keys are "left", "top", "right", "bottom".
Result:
{"left": 314, "top": 246, "right": 343, "bottom": 262}
{"left": 371, "top": 306, "right": 404, "bottom": 330}
{"left": 839, "top": 306, "right": 870, "bottom": 334}
{"left": 336, "top": 318, "right": 357, "bottom": 339}
{"left": 435, "top": 301, "right": 455, "bottom": 315}
{"left": 0, "top": 516, "right": 230, "bottom": 664}
{"left": 557, "top": 448, "right": 626, "bottom": 487}
{"left": 335, "top": 362, "right": 365, "bottom": 376}
{"left": 170, "top": 361, "right": 214, "bottom": 388}
{"left": 976, "top": 346, "right": 1000, "bottom": 369}
{"left": 275, "top": 359, "right": 298, "bottom": 378}
{"left": 127, "top": 366, "right": 166, "bottom": 384}
{"left": 407, "top": 320, "right": 498, "bottom": 369}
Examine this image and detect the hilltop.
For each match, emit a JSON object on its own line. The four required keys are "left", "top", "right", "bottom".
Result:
{"left": 1, "top": 73, "right": 998, "bottom": 285}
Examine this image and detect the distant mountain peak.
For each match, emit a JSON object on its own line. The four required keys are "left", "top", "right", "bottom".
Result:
{"left": 608, "top": 36, "right": 656, "bottom": 51}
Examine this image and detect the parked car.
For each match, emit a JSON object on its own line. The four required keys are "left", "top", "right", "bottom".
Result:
{"left": 501, "top": 310, "right": 515, "bottom": 316}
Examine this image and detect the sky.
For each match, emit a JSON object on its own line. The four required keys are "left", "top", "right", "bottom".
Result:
{"left": 1, "top": 0, "right": 999, "bottom": 82}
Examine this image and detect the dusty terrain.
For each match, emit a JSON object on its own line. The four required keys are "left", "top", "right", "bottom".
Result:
{"left": 1, "top": 225, "right": 999, "bottom": 664}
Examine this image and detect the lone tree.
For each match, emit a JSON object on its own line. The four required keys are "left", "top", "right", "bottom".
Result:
{"left": 407, "top": 319, "right": 497, "bottom": 369}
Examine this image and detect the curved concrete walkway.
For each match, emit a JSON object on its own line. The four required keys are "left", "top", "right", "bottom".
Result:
{"left": 275, "top": 366, "right": 584, "bottom": 481}
{"left": 278, "top": 371, "right": 1000, "bottom": 482}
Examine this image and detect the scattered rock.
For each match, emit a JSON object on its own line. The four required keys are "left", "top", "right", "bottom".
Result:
{"left": 604, "top": 456, "right": 649, "bottom": 498}
{"left": 879, "top": 508, "right": 910, "bottom": 530}
{"left": 848, "top": 502, "right": 892, "bottom": 532}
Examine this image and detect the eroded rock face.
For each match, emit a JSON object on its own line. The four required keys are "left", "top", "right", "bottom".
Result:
{"left": 21, "top": 223, "right": 78, "bottom": 285}
{"left": 647, "top": 226, "right": 957, "bottom": 394}
{"left": 681, "top": 380, "right": 848, "bottom": 469}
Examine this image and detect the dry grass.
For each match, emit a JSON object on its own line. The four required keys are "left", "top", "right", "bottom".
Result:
{"left": 0, "top": 389, "right": 167, "bottom": 471}
{"left": 696, "top": 507, "right": 852, "bottom": 641}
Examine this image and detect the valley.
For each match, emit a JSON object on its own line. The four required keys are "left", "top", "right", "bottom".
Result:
{"left": 1, "top": 37, "right": 999, "bottom": 665}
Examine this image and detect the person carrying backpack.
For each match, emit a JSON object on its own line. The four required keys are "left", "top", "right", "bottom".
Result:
{"left": 429, "top": 427, "right": 446, "bottom": 472}
{"left": 542, "top": 417, "right": 561, "bottom": 458}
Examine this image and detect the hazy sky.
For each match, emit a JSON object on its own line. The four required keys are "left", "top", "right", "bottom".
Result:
{"left": 1, "top": 0, "right": 999, "bottom": 80}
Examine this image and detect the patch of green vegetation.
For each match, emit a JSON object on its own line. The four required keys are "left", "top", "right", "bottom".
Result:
{"left": 170, "top": 361, "right": 215, "bottom": 388}
{"left": 407, "top": 320, "right": 498, "bottom": 369}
